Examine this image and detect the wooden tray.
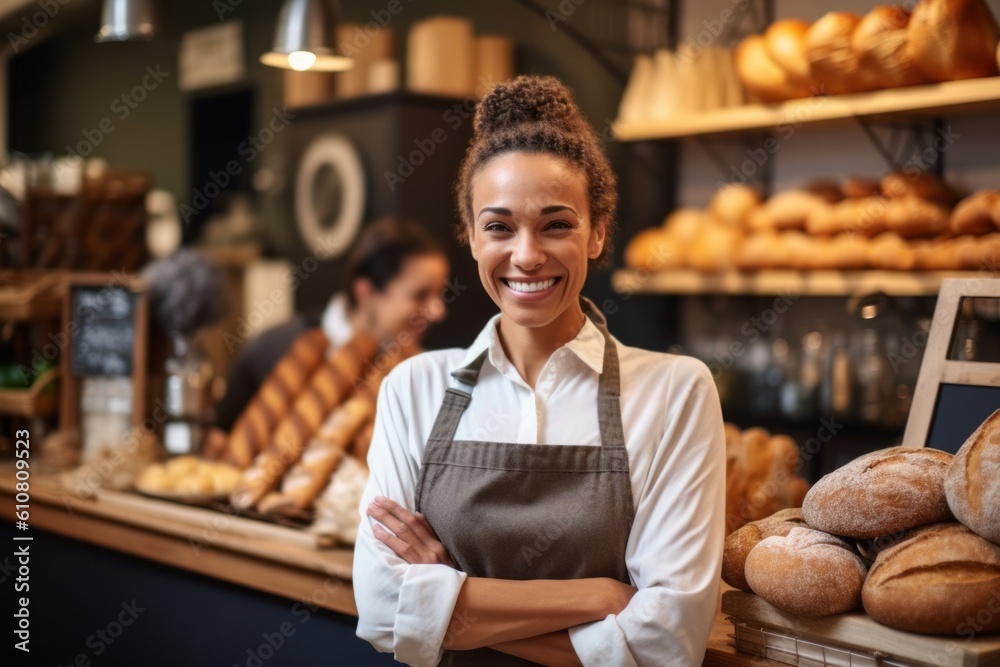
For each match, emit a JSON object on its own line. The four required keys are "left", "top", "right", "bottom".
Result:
{"left": 722, "top": 590, "right": 1000, "bottom": 667}
{"left": 0, "top": 367, "right": 59, "bottom": 417}
{"left": 95, "top": 488, "right": 337, "bottom": 550}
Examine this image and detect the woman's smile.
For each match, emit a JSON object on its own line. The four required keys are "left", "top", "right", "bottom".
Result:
{"left": 500, "top": 276, "right": 562, "bottom": 299}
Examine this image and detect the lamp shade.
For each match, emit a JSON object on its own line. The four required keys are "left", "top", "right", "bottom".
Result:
{"left": 95, "top": 0, "right": 161, "bottom": 43}
{"left": 260, "top": 0, "right": 354, "bottom": 72}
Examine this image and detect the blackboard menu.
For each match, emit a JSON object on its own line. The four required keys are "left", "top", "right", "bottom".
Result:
{"left": 70, "top": 286, "right": 137, "bottom": 377}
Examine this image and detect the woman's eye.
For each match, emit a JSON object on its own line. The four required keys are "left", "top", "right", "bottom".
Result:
{"left": 484, "top": 222, "right": 510, "bottom": 233}
{"left": 546, "top": 221, "right": 572, "bottom": 230}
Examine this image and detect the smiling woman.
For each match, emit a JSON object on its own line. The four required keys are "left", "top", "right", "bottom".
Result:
{"left": 353, "top": 75, "right": 727, "bottom": 667}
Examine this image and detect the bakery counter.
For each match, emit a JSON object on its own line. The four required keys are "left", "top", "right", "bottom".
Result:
{"left": 0, "top": 464, "right": 777, "bottom": 666}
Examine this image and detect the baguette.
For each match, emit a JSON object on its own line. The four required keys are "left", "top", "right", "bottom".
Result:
{"left": 230, "top": 333, "right": 379, "bottom": 509}
{"left": 223, "top": 329, "right": 329, "bottom": 469}
{"left": 259, "top": 341, "right": 416, "bottom": 512}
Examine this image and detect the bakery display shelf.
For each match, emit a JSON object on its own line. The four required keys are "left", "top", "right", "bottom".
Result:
{"left": 722, "top": 590, "right": 1000, "bottom": 667}
{"left": 612, "top": 269, "right": 979, "bottom": 297}
{"left": 613, "top": 76, "right": 1000, "bottom": 141}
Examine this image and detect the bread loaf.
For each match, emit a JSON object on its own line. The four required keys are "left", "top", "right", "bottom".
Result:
{"left": 830, "top": 234, "right": 870, "bottom": 269}
{"left": 688, "top": 223, "right": 742, "bottom": 272}
{"left": 853, "top": 6, "right": 925, "bottom": 89}
{"left": 804, "top": 179, "right": 844, "bottom": 205}
{"left": 884, "top": 196, "right": 950, "bottom": 238}
{"left": 841, "top": 176, "right": 882, "bottom": 200}
{"left": 958, "top": 232, "right": 1000, "bottom": 269}
{"left": 723, "top": 508, "right": 808, "bottom": 590}
{"left": 736, "top": 35, "right": 812, "bottom": 102}
{"left": 944, "top": 409, "right": 1000, "bottom": 545}
{"left": 737, "top": 232, "right": 787, "bottom": 270}
{"left": 624, "top": 229, "right": 684, "bottom": 271}
{"left": 663, "top": 207, "right": 708, "bottom": 245}
{"left": 224, "top": 329, "right": 330, "bottom": 469}
{"left": 909, "top": 0, "right": 1000, "bottom": 82}
{"left": 862, "top": 522, "right": 1000, "bottom": 634}
{"left": 764, "top": 19, "right": 811, "bottom": 86}
{"left": 951, "top": 190, "right": 1000, "bottom": 235}
{"left": 764, "top": 190, "right": 827, "bottom": 231}
{"left": 709, "top": 184, "right": 762, "bottom": 228}
{"left": 230, "top": 333, "right": 379, "bottom": 509}
{"left": 867, "top": 232, "right": 916, "bottom": 270}
{"left": 881, "top": 171, "right": 955, "bottom": 206}
{"left": 914, "top": 238, "right": 962, "bottom": 270}
{"left": 803, "top": 446, "right": 953, "bottom": 539}
{"left": 806, "top": 12, "right": 867, "bottom": 94}
{"left": 745, "top": 527, "right": 868, "bottom": 616}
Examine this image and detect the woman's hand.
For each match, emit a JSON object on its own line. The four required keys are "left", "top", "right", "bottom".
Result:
{"left": 366, "top": 496, "right": 456, "bottom": 567}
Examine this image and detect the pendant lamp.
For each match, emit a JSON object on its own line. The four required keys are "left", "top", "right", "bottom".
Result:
{"left": 260, "top": 0, "right": 354, "bottom": 72}
{"left": 95, "top": 0, "right": 161, "bottom": 43}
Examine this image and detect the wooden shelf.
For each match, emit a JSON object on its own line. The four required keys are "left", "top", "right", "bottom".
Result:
{"left": 613, "top": 77, "right": 1000, "bottom": 141}
{"left": 612, "top": 269, "right": 977, "bottom": 297}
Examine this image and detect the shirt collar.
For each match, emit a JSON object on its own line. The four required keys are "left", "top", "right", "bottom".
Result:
{"left": 320, "top": 292, "right": 353, "bottom": 349}
{"left": 452, "top": 310, "right": 606, "bottom": 377}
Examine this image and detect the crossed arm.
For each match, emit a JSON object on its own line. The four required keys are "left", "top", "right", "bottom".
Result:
{"left": 367, "top": 496, "right": 638, "bottom": 666}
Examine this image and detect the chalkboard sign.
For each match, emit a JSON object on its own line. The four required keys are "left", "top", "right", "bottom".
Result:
{"left": 60, "top": 274, "right": 149, "bottom": 434}
{"left": 903, "top": 280, "right": 1000, "bottom": 449}
{"left": 70, "top": 286, "right": 139, "bottom": 376}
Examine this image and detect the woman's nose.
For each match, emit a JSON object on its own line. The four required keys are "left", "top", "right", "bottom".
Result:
{"left": 511, "top": 232, "right": 545, "bottom": 270}
{"left": 424, "top": 297, "right": 446, "bottom": 323}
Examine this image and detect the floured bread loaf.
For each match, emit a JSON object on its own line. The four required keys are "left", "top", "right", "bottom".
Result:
{"left": 945, "top": 409, "right": 1000, "bottom": 545}
{"left": 723, "top": 508, "right": 808, "bottom": 590}
{"left": 862, "top": 522, "right": 1000, "bottom": 634}
{"left": 745, "top": 526, "right": 868, "bottom": 616}
{"left": 803, "top": 446, "right": 953, "bottom": 538}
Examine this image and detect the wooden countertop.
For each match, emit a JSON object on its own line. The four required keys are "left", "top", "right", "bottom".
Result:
{"left": 0, "top": 465, "right": 776, "bottom": 666}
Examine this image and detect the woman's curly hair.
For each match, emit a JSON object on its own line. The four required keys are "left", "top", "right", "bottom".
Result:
{"left": 454, "top": 75, "right": 618, "bottom": 268}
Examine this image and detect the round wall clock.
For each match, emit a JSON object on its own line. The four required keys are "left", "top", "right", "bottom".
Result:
{"left": 294, "top": 133, "right": 366, "bottom": 259}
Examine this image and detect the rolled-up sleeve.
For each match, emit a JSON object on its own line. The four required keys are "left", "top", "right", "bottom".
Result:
{"left": 569, "top": 357, "right": 726, "bottom": 666}
{"left": 354, "top": 371, "right": 468, "bottom": 667}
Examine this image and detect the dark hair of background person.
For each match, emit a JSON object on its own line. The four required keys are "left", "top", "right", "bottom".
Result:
{"left": 454, "top": 75, "right": 618, "bottom": 268}
{"left": 346, "top": 216, "right": 446, "bottom": 307}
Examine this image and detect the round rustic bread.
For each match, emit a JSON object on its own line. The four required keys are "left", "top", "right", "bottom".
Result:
{"left": 803, "top": 446, "right": 953, "bottom": 539}
{"left": 723, "top": 508, "right": 808, "bottom": 590}
{"left": 745, "top": 526, "right": 868, "bottom": 616}
{"left": 945, "top": 409, "right": 1000, "bottom": 545}
{"left": 863, "top": 522, "right": 1000, "bottom": 634}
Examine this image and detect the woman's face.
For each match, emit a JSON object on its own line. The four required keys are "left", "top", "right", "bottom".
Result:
{"left": 469, "top": 151, "right": 604, "bottom": 329}
{"left": 361, "top": 253, "right": 449, "bottom": 346}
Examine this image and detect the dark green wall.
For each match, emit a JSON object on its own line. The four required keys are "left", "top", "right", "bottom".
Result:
{"left": 8, "top": 0, "right": 627, "bottom": 255}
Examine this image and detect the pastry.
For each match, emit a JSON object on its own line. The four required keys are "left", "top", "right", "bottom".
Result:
{"left": 806, "top": 12, "right": 868, "bottom": 94}
{"left": 909, "top": 0, "right": 1000, "bottom": 82}
{"left": 625, "top": 229, "right": 684, "bottom": 271}
{"left": 951, "top": 190, "right": 1000, "bottom": 235}
{"left": 880, "top": 171, "right": 955, "bottom": 206}
{"left": 710, "top": 184, "right": 762, "bottom": 228}
{"left": 884, "top": 196, "right": 950, "bottom": 238}
{"left": 736, "top": 35, "right": 812, "bottom": 102}
{"left": 853, "top": 6, "right": 925, "bottom": 89}
{"left": 764, "top": 19, "right": 812, "bottom": 86}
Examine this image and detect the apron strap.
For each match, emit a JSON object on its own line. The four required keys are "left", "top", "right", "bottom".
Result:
{"left": 582, "top": 297, "right": 627, "bottom": 449}
{"left": 427, "top": 298, "right": 626, "bottom": 448}
{"left": 427, "top": 349, "right": 488, "bottom": 444}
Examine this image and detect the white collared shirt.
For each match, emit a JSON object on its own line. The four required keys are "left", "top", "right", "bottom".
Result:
{"left": 354, "top": 311, "right": 726, "bottom": 667}
{"left": 321, "top": 292, "right": 354, "bottom": 351}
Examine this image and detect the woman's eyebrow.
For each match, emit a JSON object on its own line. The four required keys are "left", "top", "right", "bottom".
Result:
{"left": 478, "top": 206, "right": 512, "bottom": 218}
{"left": 540, "top": 205, "right": 578, "bottom": 216}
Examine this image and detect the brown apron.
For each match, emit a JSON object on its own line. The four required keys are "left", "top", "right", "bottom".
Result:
{"left": 415, "top": 297, "right": 636, "bottom": 667}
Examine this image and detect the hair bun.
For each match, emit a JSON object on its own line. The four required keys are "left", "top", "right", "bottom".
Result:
{"left": 475, "top": 75, "right": 582, "bottom": 135}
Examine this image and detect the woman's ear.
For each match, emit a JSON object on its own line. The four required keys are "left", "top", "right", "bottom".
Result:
{"left": 467, "top": 225, "right": 478, "bottom": 261}
{"left": 588, "top": 219, "right": 607, "bottom": 260}
{"left": 352, "top": 277, "right": 374, "bottom": 307}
